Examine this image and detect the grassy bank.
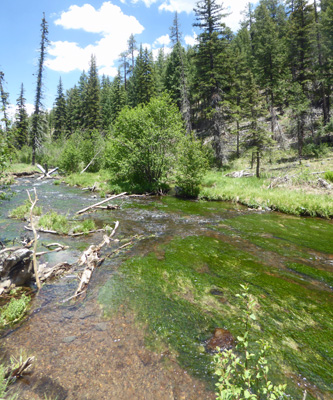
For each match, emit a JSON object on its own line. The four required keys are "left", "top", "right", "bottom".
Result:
{"left": 200, "top": 171, "right": 333, "bottom": 218}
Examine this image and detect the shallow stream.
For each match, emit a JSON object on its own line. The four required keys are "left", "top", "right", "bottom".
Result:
{"left": 0, "top": 178, "right": 332, "bottom": 400}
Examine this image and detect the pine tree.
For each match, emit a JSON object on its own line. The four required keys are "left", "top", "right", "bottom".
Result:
{"left": 82, "top": 55, "right": 101, "bottom": 133}
{"left": 252, "top": 0, "right": 288, "bottom": 136}
{"left": 53, "top": 77, "right": 67, "bottom": 139}
{"left": 31, "top": 12, "right": 49, "bottom": 165}
{"left": 168, "top": 12, "right": 192, "bottom": 134}
{"left": 0, "top": 71, "right": 10, "bottom": 134}
{"left": 127, "top": 34, "right": 138, "bottom": 76}
{"left": 66, "top": 86, "right": 81, "bottom": 135}
{"left": 193, "top": 0, "right": 231, "bottom": 166}
{"left": 15, "top": 83, "right": 29, "bottom": 148}
{"left": 130, "top": 46, "right": 156, "bottom": 106}
{"left": 287, "top": 0, "right": 316, "bottom": 158}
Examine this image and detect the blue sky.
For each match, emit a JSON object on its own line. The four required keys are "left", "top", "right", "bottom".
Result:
{"left": 0, "top": 0, "right": 249, "bottom": 119}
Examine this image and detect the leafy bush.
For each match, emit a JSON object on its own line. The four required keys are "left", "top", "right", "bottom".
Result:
{"left": 324, "top": 171, "right": 333, "bottom": 183}
{"left": 105, "top": 94, "right": 184, "bottom": 193}
{"left": 214, "top": 284, "right": 288, "bottom": 400}
{"left": 175, "top": 135, "right": 208, "bottom": 198}
{"left": 71, "top": 219, "right": 96, "bottom": 234}
{"left": 302, "top": 143, "right": 330, "bottom": 158}
{"left": 59, "top": 130, "right": 105, "bottom": 174}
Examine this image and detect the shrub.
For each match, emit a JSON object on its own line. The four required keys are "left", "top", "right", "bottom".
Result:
{"left": 106, "top": 94, "right": 184, "bottom": 193}
{"left": 175, "top": 135, "right": 208, "bottom": 198}
{"left": 213, "top": 284, "right": 288, "bottom": 400}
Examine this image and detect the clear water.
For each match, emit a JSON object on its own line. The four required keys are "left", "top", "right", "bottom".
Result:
{"left": 0, "top": 178, "right": 332, "bottom": 399}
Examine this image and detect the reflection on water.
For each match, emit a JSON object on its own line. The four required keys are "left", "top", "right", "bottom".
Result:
{"left": 0, "top": 178, "right": 332, "bottom": 399}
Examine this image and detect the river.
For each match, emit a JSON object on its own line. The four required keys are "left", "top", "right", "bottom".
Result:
{"left": 0, "top": 177, "right": 332, "bottom": 400}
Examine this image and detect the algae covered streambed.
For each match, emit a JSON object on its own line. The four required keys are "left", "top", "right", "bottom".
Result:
{"left": 0, "top": 178, "right": 332, "bottom": 399}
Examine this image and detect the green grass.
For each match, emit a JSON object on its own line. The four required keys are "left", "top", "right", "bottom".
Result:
{"left": 200, "top": 171, "right": 333, "bottom": 218}
{"left": 38, "top": 211, "right": 97, "bottom": 235}
{"left": 0, "top": 294, "right": 30, "bottom": 328}
{"left": 5, "top": 163, "right": 39, "bottom": 175}
{"left": 64, "top": 170, "right": 111, "bottom": 192}
{"left": 38, "top": 211, "right": 70, "bottom": 234}
{"left": 9, "top": 200, "right": 43, "bottom": 220}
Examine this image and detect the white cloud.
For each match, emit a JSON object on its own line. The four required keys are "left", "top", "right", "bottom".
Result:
{"left": 6, "top": 103, "right": 35, "bottom": 121}
{"left": 131, "top": 0, "right": 158, "bottom": 6}
{"left": 154, "top": 34, "right": 171, "bottom": 47}
{"left": 159, "top": 0, "right": 194, "bottom": 14}
{"left": 184, "top": 32, "right": 197, "bottom": 46}
{"left": 135, "top": 0, "right": 249, "bottom": 32}
{"left": 142, "top": 43, "right": 152, "bottom": 50}
{"left": 46, "top": 2, "right": 144, "bottom": 75}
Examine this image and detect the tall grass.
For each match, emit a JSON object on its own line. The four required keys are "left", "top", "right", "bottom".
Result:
{"left": 200, "top": 171, "right": 333, "bottom": 218}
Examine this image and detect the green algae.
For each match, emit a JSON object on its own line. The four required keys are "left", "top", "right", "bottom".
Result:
{"left": 99, "top": 234, "right": 333, "bottom": 398}
{"left": 223, "top": 212, "right": 333, "bottom": 255}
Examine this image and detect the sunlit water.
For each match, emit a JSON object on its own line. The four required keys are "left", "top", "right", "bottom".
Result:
{"left": 0, "top": 178, "right": 332, "bottom": 399}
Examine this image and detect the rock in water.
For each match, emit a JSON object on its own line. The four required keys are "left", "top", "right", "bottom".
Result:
{"left": 206, "top": 328, "right": 234, "bottom": 351}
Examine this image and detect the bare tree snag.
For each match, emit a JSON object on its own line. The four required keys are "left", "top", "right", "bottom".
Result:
{"left": 75, "top": 193, "right": 127, "bottom": 215}
{"left": 26, "top": 188, "right": 41, "bottom": 292}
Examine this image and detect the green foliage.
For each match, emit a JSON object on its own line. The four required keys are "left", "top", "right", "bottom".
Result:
{"left": 0, "top": 294, "right": 30, "bottom": 328}
{"left": 324, "top": 171, "right": 333, "bottom": 183}
{"left": 105, "top": 94, "right": 184, "bottom": 193}
{"left": 9, "top": 200, "right": 42, "bottom": 220}
{"left": 302, "top": 143, "right": 330, "bottom": 158}
{"left": 38, "top": 211, "right": 70, "bottom": 234}
{"left": 175, "top": 135, "right": 208, "bottom": 198}
{"left": 213, "top": 284, "right": 288, "bottom": 400}
{"left": 0, "top": 137, "right": 10, "bottom": 176}
{"left": 38, "top": 211, "right": 97, "bottom": 235}
{"left": 71, "top": 219, "right": 96, "bottom": 234}
{"left": 59, "top": 130, "right": 104, "bottom": 173}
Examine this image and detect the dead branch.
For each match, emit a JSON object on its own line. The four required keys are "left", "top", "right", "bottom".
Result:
{"left": 36, "top": 245, "right": 69, "bottom": 257}
{"left": 76, "top": 192, "right": 127, "bottom": 215}
{"left": 75, "top": 221, "right": 119, "bottom": 297}
{"left": 39, "top": 262, "right": 72, "bottom": 282}
{"left": 81, "top": 150, "right": 102, "bottom": 174}
{"left": 26, "top": 188, "right": 41, "bottom": 292}
{"left": 24, "top": 225, "right": 58, "bottom": 234}
{"left": 5, "top": 356, "right": 35, "bottom": 383}
{"left": 36, "top": 164, "right": 59, "bottom": 180}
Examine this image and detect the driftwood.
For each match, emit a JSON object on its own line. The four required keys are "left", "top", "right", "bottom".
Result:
{"left": 75, "top": 192, "right": 127, "bottom": 215}
{"left": 0, "top": 241, "right": 70, "bottom": 294}
{"left": 26, "top": 189, "right": 41, "bottom": 292}
{"left": 5, "top": 356, "right": 35, "bottom": 383}
{"left": 225, "top": 170, "right": 254, "bottom": 178}
{"left": 36, "top": 164, "right": 59, "bottom": 180}
{"left": 39, "top": 262, "right": 72, "bottom": 282}
{"left": 75, "top": 221, "right": 119, "bottom": 297}
{"left": 318, "top": 178, "right": 332, "bottom": 189}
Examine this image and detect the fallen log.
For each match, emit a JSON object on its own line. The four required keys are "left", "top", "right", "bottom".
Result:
{"left": 36, "top": 164, "right": 59, "bottom": 180}
{"left": 39, "top": 262, "right": 72, "bottom": 282}
{"left": 81, "top": 150, "right": 102, "bottom": 174}
{"left": 75, "top": 221, "right": 119, "bottom": 297}
{"left": 75, "top": 192, "right": 127, "bottom": 215}
{"left": 225, "top": 170, "right": 254, "bottom": 178}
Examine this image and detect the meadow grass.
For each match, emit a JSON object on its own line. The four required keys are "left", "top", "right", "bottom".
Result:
{"left": 0, "top": 294, "right": 30, "bottom": 329}
{"left": 200, "top": 170, "right": 333, "bottom": 218}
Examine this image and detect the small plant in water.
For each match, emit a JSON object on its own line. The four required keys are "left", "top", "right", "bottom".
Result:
{"left": 213, "top": 284, "right": 288, "bottom": 400}
{"left": 9, "top": 200, "right": 42, "bottom": 220}
{"left": 0, "top": 294, "right": 30, "bottom": 328}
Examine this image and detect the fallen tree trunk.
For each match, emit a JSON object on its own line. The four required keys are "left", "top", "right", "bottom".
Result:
{"left": 36, "top": 164, "right": 59, "bottom": 180}
{"left": 75, "top": 193, "right": 126, "bottom": 215}
{"left": 75, "top": 221, "right": 119, "bottom": 297}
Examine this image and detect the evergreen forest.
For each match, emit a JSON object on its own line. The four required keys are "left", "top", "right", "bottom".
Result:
{"left": 1, "top": 0, "right": 333, "bottom": 196}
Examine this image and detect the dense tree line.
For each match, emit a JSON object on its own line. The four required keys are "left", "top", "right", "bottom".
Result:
{"left": 0, "top": 0, "right": 332, "bottom": 183}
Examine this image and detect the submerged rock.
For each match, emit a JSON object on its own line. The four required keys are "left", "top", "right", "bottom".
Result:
{"left": 206, "top": 328, "right": 234, "bottom": 352}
